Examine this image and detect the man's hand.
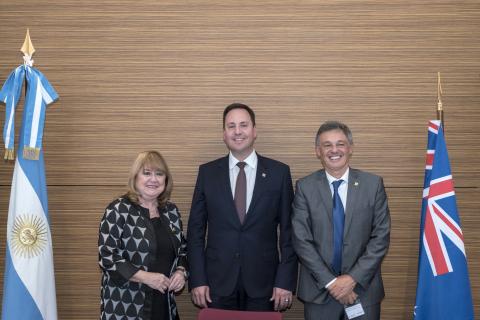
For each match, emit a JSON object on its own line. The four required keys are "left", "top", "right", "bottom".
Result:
{"left": 327, "top": 274, "right": 356, "bottom": 302}
{"left": 270, "top": 287, "right": 293, "bottom": 311}
{"left": 191, "top": 286, "right": 212, "bottom": 308}
{"left": 338, "top": 290, "right": 358, "bottom": 305}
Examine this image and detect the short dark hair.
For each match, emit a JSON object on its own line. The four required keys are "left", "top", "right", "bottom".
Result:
{"left": 223, "top": 103, "right": 256, "bottom": 128}
{"left": 315, "top": 121, "right": 354, "bottom": 146}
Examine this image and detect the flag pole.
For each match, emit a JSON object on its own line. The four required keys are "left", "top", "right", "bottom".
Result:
{"left": 437, "top": 72, "right": 444, "bottom": 125}
{"left": 21, "top": 29, "right": 35, "bottom": 160}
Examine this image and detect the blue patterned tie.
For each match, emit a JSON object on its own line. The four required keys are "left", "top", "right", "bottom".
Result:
{"left": 332, "top": 179, "right": 344, "bottom": 275}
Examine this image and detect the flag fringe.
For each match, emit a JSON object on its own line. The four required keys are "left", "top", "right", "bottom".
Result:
{"left": 4, "top": 148, "right": 14, "bottom": 161}
{"left": 23, "top": 147, "right": 40, "bottom": 160}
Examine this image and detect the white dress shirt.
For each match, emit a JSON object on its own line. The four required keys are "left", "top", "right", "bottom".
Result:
{"left": 229, "top": 150, "right": 258, "bottom": 214}
{"left": 325, "top": 168, "right": 349, "bottom": 208}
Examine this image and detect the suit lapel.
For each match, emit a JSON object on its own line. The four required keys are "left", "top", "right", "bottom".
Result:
{"left": 218, "top": 155, "right": 244, "bottom": 225}
{"left": 218, "top": 156, "right": 234, "bottom": 202}
{"left": 344, "top": 168, "right": 360, "bottom": 236}
{"left": 245, "top": 155, "right": 267, "bottom": 221}
{"left": 316, "top": 170, "right": 334, "bottom": 224}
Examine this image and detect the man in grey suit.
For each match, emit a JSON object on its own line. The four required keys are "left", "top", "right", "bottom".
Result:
{"left": 292, "top": 121, "right": 390, "bottom": 320}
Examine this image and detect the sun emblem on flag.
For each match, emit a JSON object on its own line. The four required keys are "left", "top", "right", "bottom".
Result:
{"left": 11, "top": 214, "right": 48, "bottom": 258}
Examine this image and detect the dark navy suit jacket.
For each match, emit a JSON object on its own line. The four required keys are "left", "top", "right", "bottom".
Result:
{"left": 187, "top": 154, "right": 297, "bottom": 297}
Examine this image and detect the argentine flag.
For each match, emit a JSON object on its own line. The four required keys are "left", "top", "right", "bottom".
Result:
{"left": 1, "top": 67, "right": 58, "bottom": 319}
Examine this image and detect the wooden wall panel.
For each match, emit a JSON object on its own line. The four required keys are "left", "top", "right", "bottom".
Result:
{"left": 0, "top": 1, "right": 478, "bottom": 319}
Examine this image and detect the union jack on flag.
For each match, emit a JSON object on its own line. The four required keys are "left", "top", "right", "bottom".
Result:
{"left": 414, "top": 121, "right": 474, "bottom": 320}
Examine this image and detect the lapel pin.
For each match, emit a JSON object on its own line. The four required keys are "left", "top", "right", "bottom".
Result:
{"left": 354, "top": 181, "right": 359, "bottom": 186}
{"left": 262, "top": 173, "right": 267, "bottom": 178}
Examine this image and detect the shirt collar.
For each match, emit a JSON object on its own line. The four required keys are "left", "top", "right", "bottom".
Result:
{"left": 229, "top": 150, "right": 257, "bottom": 170}
{"left": 325, "top": 167, "right": 349, "bottom": 185}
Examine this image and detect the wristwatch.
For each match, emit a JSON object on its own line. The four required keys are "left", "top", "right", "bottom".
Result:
{"left": 176, "top": 266, "right": 188, "bottom": 280}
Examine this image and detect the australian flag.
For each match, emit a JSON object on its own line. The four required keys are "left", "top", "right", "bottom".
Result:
{"left": 414, "top": 121, "right": 474, "bottom": 319}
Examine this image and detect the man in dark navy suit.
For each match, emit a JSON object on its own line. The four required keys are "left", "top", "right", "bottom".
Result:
{"left": 187, "top": 103, "right": 297, "bottom": 312}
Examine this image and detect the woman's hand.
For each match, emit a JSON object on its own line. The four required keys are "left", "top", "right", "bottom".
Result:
{"left": 131, "top": 270, "right": 171, "bottom": 293}
{"left": 145, "top": 272, "right": 171, "bottom": 293}
{"left": 168, "top": 270, "right": 186, "bottom": 292}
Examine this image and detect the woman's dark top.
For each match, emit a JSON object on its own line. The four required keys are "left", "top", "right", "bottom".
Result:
{"left": 150, "top": 217, "right": 176, "bottom": 320}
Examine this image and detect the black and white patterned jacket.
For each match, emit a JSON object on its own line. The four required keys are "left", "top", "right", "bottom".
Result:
{"left": 98, "top": 196, "right": 188, "bottom": 320}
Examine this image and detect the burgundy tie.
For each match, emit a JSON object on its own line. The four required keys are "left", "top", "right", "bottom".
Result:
{"left": 234, "top": 162, "right": 247, "bottom": 224}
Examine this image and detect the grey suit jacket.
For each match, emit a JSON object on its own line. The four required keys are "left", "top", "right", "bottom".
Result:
{"left": 291, "top": 168, "right": 390, "bottom": 307}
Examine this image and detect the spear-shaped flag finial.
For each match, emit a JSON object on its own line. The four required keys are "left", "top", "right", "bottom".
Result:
{"left": 437, "top": 72, "right": 444, "bottom": 125}
{"left": 20, "top": 28, "right": 35, "bottom": 57}
{"left": 20, "top": 29, "right": 35, "bottom": 67}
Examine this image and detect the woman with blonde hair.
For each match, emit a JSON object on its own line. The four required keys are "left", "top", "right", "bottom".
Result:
{"left": 98, "top": 151, "right": 187, "bottom": 320}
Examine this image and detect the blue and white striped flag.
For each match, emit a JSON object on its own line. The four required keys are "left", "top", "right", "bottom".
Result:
{"left": 0, "top": 65, "right": 56, "bottom": 161}
{"left": 1, "top": 67, "right": 58, "bottom": 319}
{"left": 0, "top": 65, "right": 25, "bottom": 160}
{"left": 22, "top": 67, "right": 58, "bottom": 160}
